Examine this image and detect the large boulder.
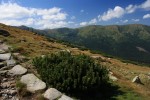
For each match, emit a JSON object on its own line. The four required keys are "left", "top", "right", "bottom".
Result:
{"left": 0, "top": 29, "right": 10, "bottom": 37}
{"left": 43, "top": 88, "right": 62, "bottom": 100}
{"left": 0, "top": 53, "right": 11, "bottom": 61}
{"left": 9, "top": 65, "right": 27, "bottom": 75}
{"left": 20, "top": 74, "right": 46, "bottom": 92}
{"left": 59, "top": 95, "right": 73, "bottom": 100}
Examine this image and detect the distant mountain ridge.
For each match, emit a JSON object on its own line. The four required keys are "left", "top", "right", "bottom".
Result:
{"left": 17, "top": 24, "right": 150, "bottom": 64}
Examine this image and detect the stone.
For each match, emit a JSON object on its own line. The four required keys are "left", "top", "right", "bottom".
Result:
{"left": 0, "top": 44, "right": 10, "bottom": 51}
{"left": 9, "top": 90, "right": 17, "bottom": 95}
{"left": 21, "top": 74, "right": 46, "bottom": 92}
{"left": 0, "top": 53, "right": 11, "bottom": 61}
{"left": 6, "top": 59, "right": 16, "bottom": 67}
{"left": 1, "top": 82, "right": 10, "bottom": 89}
{"left": 2, "top": 78, "right": 7, "bottom": 82}
{"left": 109, "top": 74, "right": 118, "bottom": 81}
{"left": 0, "top": 70, "right": 8, "bottom": 75}
{"left": 0, "top": 49, "right": 5, "bottom": 54}
{"left": 59, "top": 95, "right": 73, "bottom": 100}
{"left": 132, "top": 76, "right": 142, "bottom": 84}
{"left": 44, "top": 88, "right": 62, "bottom": 100}
{"left": 9, "top": 65, "right": 27, "bottom": 75}
{"left": 0, "top": 66, "right": 11, "bottom": 71}
{"left": 0, "top": 29, "right": 10, "bottom": 37}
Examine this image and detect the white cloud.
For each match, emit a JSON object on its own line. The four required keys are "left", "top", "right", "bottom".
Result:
{"left": 99, "top": 6, "right": 125, "bottom": 21}
{"left": 125, "top": 5, "right": 137, "bottom": 13}
{"left": 121, "top": 19, "right": 128, "bottom": 23}
{"left": 140, "top": 0, "right": 150, "bottom": 10}
{"left": 71, "top": 16, "right": 76, "bottom": 20}
{"left": 80, "top": 22, "right": 88, "bottom": 26}
{"left": 80, "top": 18, "right": 97, "bottom": 26}
{"left": 132, "top": 19, "right": 140, "bottom": 22}
{"left": 80, "top": 10, "right": 84, "bottom": 13}
{"left": 143, "top": 14, "right": 150, "bottom": 19}
{"left": 89, "top": 18, "right": 97, "bottom": 24}
{"left": 97, "top": 0, "right": 150, "bottom": 22}
{"left": 0, "top": 2, "right": 68, "bottom": 29}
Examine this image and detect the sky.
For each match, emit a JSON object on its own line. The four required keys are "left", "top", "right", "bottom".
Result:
{"left": 0, "top": 0, "right": 150, "bottom": 29}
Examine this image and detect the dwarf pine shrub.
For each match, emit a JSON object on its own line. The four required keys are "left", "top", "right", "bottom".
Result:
{"left": 33, "top": 51, "right": 108, "bottom": 92}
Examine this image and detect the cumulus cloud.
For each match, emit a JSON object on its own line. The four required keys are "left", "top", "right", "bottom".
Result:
{"left": 0, "top": 2, "right": 69, "bottom": 29}
{"left": 140, "top": 0, "right": 150, "bottom": 10}
{"left": 143, "top": 14, "right": 150, "bottom": 19}
{"left": 125, "top": 5, "right": 137, "bottom": 13}
{"left": 98, "top": 0, "right": 150, "bottom": 21}
{"left": 89, "top": 18, "right": 97, "bottom": 24}
{"left": 99, "top": 6, "right": 125, "bottom": 21}
{"left": 80, "top": 18, "right": 97, "bottom": 26}
{"left": 80, "top": 22, "right": 88, "bottom": 26}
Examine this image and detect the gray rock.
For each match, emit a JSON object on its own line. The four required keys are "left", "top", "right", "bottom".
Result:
{"left": 6, "top": 59, "right": 16, "bottom": 67}
{"left": 109, "top": 72, "right": 118, "bottom": 81}
{"left": 132, "top": 76, "right": 142, "bottom": 84}
{"left": 0, "top": 66, "right": 11, "bottom": 71}
{"left": 0, "top": 49, "right": 5, "bottom": 54}
{"left": 1, "top": 82, "right": 10, "bottom": 89}
{"left": 0, "top": 70, "right": 8, "bottom": 75}
{"left": 59, "top": 95, "right": 73, "bottom": 100}
{"left": 9, "top": 65, "right": 27, "bottom": 75}
{"left": 9, "top": 90, "right": 17, "bottom": 95}
{"left": 44, "top": 88, "right": 62, "bottom": 100}
{"left": 0, "top": 53, "right": 11, "bottom": 60}
{"left": 0, "top": 44, "right": 10, "bottom": 51}
{"left": 21, "top": 74, "right": 46, "bottom": 92}
{"left": 2, "top": 78, "right": 7, "bottom": 82}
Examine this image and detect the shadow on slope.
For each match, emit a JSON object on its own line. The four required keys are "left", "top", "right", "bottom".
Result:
{"left": 68, "top": 82, "right": 124, "bottom": 100}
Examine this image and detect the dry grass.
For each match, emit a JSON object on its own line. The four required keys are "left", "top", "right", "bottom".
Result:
{"left": 0, "top": 23, "right": 150, "bottom": 99}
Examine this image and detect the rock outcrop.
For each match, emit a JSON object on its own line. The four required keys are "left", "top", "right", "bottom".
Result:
{"left": 20, "top": 74, "right": 46, "bottom": 92}
{"left": 43, "top": 88, "right": 62, "bottom": 100}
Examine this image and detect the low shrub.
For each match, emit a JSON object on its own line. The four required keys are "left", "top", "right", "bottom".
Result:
{"left": 33, "top": 51, "right": 109, "bottom": 92}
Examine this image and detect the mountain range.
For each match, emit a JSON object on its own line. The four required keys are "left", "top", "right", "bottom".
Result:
{"left": 18, "top": 24, "right": 150, "bottom": 64}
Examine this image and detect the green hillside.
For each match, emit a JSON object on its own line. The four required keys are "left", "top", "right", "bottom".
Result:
{"left": 18, "top": 24, "right": 150, "bottom": 64}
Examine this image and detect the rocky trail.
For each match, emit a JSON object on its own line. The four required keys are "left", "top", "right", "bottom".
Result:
{"left": 0, "top": 42, "right": 19, "bottom": 100}
{"left": 0, "top": 41, "right": 73, "bottom": 100}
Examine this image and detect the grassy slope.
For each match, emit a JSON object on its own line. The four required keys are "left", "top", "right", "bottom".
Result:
{"left": 0, "top": 23, "right": 150, "bottom": 100}
{"left": 43, "top": 24, "right": 150, "bottom": 64}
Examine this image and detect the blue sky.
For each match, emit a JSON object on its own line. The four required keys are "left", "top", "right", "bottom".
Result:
{"left": 0, "top": 0, "right": 150, "bottom": 29}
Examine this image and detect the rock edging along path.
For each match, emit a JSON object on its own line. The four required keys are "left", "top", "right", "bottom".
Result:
{"left": 0, "top": 42, "right": 74, "bottom": 100}
{"left": 0, "top": 43, "right": 19, "bottom": 100}
{"left": 20, "top": 73, "right": 46, "bottom": 93}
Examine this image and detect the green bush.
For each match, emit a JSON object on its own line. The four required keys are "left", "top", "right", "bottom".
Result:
{"left": 33, "top": 51, "right": 108, "bottom": 92}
